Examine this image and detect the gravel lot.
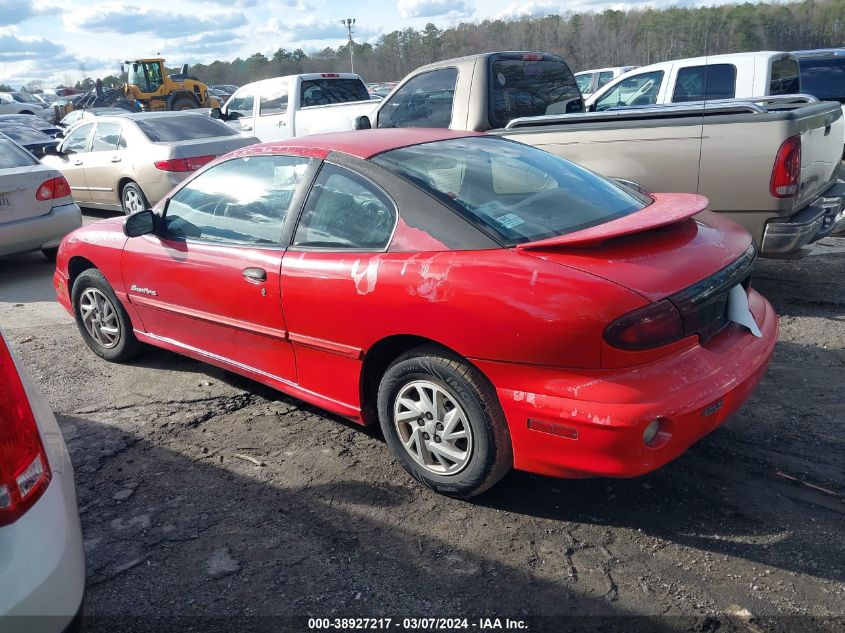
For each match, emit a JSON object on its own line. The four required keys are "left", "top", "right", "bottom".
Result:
{"left": 0, "top": 212, "right": 843, "bottom": 632}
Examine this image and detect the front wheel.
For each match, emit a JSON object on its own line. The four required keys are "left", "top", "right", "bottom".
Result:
{"left": 377, "top": 346, "right": 512, "bottom": 498}
{"left": 72, "top": 269, "right": 141, "bottom": 362}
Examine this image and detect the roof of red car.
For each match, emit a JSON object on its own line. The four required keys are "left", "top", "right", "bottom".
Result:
{"left": 241, "top": 128, "right": 484, "bottom": 160}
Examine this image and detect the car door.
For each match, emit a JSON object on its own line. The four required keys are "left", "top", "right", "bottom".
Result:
{"left": 280, "top": 161, "right": 397, "bottom": 412}
{"left": 253, "top": 79, "right": 291, "bottom": 142}
{"left": 222, "top": 87, "right": 257, "bottom": 135}
{"left": 83, "top": 121, "right": 128, "bottom": 205}
{"left": 121, "top": 153, "right": 313, "bottom": 384}
{"left": 55, "top": 122, "right": 95, "bottom": 202}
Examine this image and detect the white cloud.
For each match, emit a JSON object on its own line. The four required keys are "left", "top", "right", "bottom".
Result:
{"left": 496, "top": 1, "right": 560, "bottom": 20}
{"left": 397, "top": 0, "right": 473, "bottom": 19}
{"left": 261, "top": 16, "right": 381, "bottom": 43}
{"left": 65, "top": 4, "right": 247, "bottom": 38}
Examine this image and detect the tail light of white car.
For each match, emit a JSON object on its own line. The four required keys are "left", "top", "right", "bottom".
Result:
{"left": 0, "top": 334, "right": 52, "bottom": 526}
{"left": 35, "top": 176, "right": 72, "bottom": 201}
{"left": 154, "top": 155, "right": 216, "bottom": 172}
{"left": 770, "top": 135, "right": 802, "bottom": 198}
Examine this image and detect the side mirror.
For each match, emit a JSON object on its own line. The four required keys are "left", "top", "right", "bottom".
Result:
{"left": 354, "top": 115, "right": 372, "bottom": 130}
{"left": 54, "top": 130, "right": 64, "bottom": 139}
{"left": 123, "top": 209, "right": 155, "bottom": 238}
{"left": 210, "top": 107, "right": 225, "bottom": 120}
{"left": 42, "top": 145, "right": 60, "bottom": 156}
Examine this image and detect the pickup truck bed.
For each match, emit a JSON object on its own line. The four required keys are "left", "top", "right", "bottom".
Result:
{"left": 366, "top": 52, "right": 845, "bottom": 257}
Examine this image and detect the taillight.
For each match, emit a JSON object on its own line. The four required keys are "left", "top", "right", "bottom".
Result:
{"left": 154, "top": 155, "right": 215, "bottom": 172}
{"left": 320, "top": 73, "right": 340, "bottom": 78}
{"left": 0, "top": 335, "right": 52, "bottom": 527}
{"left": 35, "top": 176, "right": 72, "bottom": 201}
{"left": 604, "top": 299, "right": 684, "bottom": 350}
{"left": 770, "top": 135, "right": 801, "bottom": 198}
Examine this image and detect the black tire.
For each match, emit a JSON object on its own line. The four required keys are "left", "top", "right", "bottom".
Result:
{"left": 71, "top": 269, "right": 141, "bottom": 362}
{"left": 41, "top": 247, "right": 58, "bottom": 262}
{"left": 377, "top": 345, "right": 512, "bottom": 498}
{"left": 121, "top": 181, "right": 149, "bottom": 216}
{"left": 170, "top": 96, "right": 198, "bottom": 110}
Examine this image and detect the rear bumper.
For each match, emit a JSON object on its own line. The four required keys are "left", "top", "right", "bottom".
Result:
{"left": 473, "top": 289, "right": 777, "bottom": 479}
{"left": 0, "top": 470, "right": 86, "bottom": 630}
{"left": 0, "top": 203, "right": 82, "bottom": 258}
{"left": 761, "top": 179, "right": 845, "bottom": 256}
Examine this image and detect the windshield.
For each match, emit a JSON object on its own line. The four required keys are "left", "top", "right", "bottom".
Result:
{"left": 373, "top": 136, "right": 648, "bottom": 245}
{"left": 488, "top": 54, "right": 584, "bottom": 128}
{"left": 135, "top": 115, "right": 238, "bottom": 142}
{"left": 799, "top": 57, "right": 845, "bottom": 102}
{"left": 0, "top": 137, "right": 39, "bottom": 168}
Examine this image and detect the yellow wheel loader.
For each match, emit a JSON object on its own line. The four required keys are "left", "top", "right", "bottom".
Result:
{"left": 123, "top": 58, "right": 221, "bottom": 111}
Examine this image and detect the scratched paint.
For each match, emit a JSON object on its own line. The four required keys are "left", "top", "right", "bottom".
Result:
{"left": 351, "top": 258, "right": 379, "bottom": 295}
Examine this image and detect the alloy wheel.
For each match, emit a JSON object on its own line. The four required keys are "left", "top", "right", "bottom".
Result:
{"left": 393, "top": 380, "right": 473, "bottom": 476}
{"left": 123, "top": 188, "right": 145, "bottom": 214}
{"left": 79, "top": 288, "right": 121, "bottom": 349}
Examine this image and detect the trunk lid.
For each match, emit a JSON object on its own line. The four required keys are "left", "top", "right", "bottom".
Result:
{"left": 791, "top": 102, "right": 843, "bottom": 211}
{"left": 169, "top": 135, "right": 259, "bottom": 161}
{"left": 0, "top": 163, "right": 61, "bottom": 225}
{"left": 516, "top": 194, "right": 753, "bottom": 302}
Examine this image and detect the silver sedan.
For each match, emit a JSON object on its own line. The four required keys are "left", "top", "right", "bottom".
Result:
{"left": 42, "top": 112, "right": 259, "bottom": 215}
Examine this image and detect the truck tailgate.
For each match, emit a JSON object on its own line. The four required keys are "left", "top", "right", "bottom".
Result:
{"left": 793, "top": 104, "right": 844, "bottom": 211}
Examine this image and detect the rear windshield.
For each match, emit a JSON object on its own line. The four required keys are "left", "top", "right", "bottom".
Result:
{"left": 373, "top": 136, "right": 647, "bottom": 245}
{"left": 489, "top": 55, "right": 584, "bottom": 128}
{"left": 0, "top": 125, "right": 50, "bottom": 144}
{"left": 300, "top": 78, "right": 370, "bottom": 106}
{"left": 0, "top": 137, "right": 38, "bottom": 168}
{"left": 770, "top": 58, "right": 801, "bottom": 95}
{"left": 135, "top": 116, "right": 238, "bottom": 142}
{"left": 799, "top": 57, "right": 845, "bottom": 102}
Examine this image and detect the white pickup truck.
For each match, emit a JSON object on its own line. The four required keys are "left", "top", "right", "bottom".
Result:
{"left": 212, "top": 73, "right": 377, "bottom": 142}
{"left": 585, "top": 51, "right": 801, "bottom": 111}
{"left": 360, "top": 51, "right": 845, "bottom": 257}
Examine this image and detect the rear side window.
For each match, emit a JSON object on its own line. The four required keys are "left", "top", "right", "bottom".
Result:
{"left": 798, "top": 58, "right": 845, "bottom": 100}
{"left": 260, "top": 82, "right": 288, "bottom": 116}
{"left": 135, "top": 116, "right": 237, "bottom": 142}
{"left": 377, "top": 68, "right": 458, "bottom": 129}
{"left": 672, "top": 64, "right": 737, "bottom": 102}
{"left": 293, "top": 163, "right": 396, "bottom": 250}
{"left": 91, "top": 122, "right": 124, "bottom": 151}
{"left": 164, "top": 155, "right": 310, "bottom": 245}
{"left": 0, "top": 138, "right": 38, "bottom": 168}
{"left": 770, "top": 58, "right": 801, "bottom": 95}
{"left": 489, "top": 55, "right": 583, "bottom": 128}
{"left": 300, "top": 79, "right": 370, "bottom": 106}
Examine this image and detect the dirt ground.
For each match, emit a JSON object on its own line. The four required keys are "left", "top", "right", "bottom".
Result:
{"left": 0, "top": 218, "right": 843, "bottom": 633}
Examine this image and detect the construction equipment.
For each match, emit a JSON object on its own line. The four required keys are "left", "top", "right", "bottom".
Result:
{"left": 123, "top": 58, "right": 221, "bottom": 111}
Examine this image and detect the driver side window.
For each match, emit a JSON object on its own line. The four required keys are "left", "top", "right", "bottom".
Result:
{"left": 226, "top": 90, "right": 255, "bottom": 119}
{"left": 163, "top": 155, "right": 310, "bottom": 245}
{"left": 293, "top": 163, "right": 396, "bottom": 250}
{"left": 62, "top": 123, "right": 94, "bottom": 154}
{"left": 595, "top": 70, "right": 664, "bottom": 111}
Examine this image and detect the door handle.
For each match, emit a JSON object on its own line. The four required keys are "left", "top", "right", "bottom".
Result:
{"left": 241, "top": 124, "right": 253, "bottom": 131}
{"left": 110, "top": 157, "right": 122, "bottom": 163}
{"left": 72, "top": 160, "right": 83, "bottom": 166}
{"left": 242, "top": 267, "right": 266, "bottom": 283}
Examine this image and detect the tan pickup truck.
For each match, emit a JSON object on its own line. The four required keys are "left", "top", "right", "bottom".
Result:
{"left": 361, "top": 51, "right": 845, "bottom": 257}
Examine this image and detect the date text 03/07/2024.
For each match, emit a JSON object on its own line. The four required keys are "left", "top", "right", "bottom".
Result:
{"left": 307, "top": 617, "right": 529, "bottom": 630}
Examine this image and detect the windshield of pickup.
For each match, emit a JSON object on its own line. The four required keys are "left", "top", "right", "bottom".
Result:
{"left": 488, "top": 54, "right": 584, "bottom": 128}
{"left": 300, "top": 78, "right": 370, "bottom": 106}
{"left": 799, "top": 57, "right": 845, "bottom": 102}
{"left": 373, "top": 136, "right": 648, "bottom": 245}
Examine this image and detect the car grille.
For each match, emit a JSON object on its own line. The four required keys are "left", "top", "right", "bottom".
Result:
{"left": 668, "top": 243, "right": 757, "bottom": 344}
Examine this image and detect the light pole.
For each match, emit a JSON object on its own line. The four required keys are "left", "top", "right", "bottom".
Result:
{"left": 340, "top": 18, "right": 356, "bottom": 73}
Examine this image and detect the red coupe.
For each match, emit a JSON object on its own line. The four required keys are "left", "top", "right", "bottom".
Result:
{"left": 54, "top": 129, "right": 777, "bottom": 497}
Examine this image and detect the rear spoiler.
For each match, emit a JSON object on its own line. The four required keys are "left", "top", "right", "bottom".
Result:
{"left": 515, "top": 193, "right": 709, "bottom": 249}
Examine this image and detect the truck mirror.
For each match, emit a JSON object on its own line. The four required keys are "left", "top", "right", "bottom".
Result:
{"left": 355, "top": 115, "right": 372, "bottom": 130}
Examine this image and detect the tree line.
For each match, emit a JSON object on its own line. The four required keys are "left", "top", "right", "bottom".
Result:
{"left": 182, "top": 0, "right": 843, "bottom": 86}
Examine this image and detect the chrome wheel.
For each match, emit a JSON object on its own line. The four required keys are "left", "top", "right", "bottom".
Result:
{"left": 123, "top": 187, "right": 145, "bottom": 215}
{"left": 393, "top": 380, "right": 473, "bottom": 476}
{"left": 79, "top": 288, "right": 121, "bottom": 349}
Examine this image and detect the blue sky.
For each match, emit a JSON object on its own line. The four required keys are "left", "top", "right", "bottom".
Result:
{"left": 1, "top": 0, "right": 725, "bottom": 87}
